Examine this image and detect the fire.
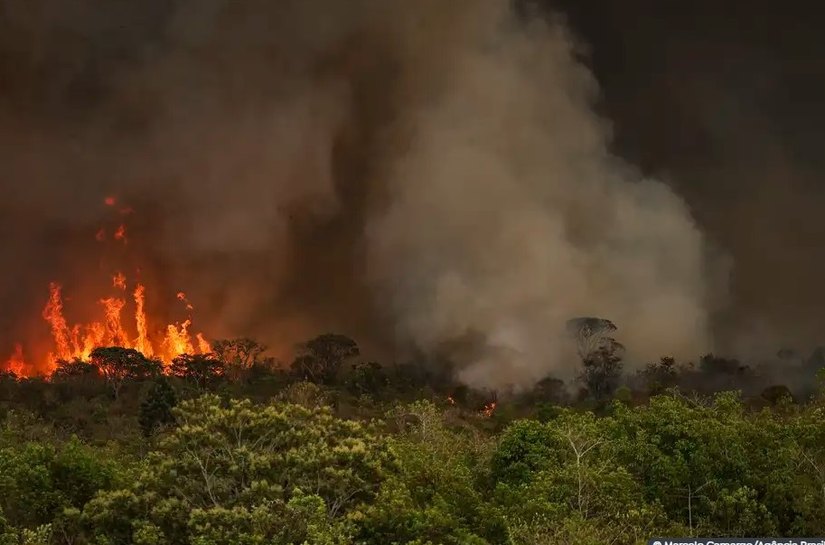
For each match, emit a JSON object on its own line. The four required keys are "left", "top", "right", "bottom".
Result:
{"left": 481, "top": 401, "right": 497, "bottom": 418}
{"left": 5, "top": 196, "right": 212, "bottom": 377}
{"left": 134, "top": 285, "right": 153, "bottom": 358}
{"left": 196, "top": 333, "right": 211, "bottom": 354}
{"left": 101, "top": 297, "right": 129, "bottom": 347}
{"left": 43, "top": 282, "right": 74, "bottom": 363}
{"left": 3, "top": 344, "right": 28, "bottom": 376}
{"left": 34, "top": 278, "right": 210, "bottom": 375}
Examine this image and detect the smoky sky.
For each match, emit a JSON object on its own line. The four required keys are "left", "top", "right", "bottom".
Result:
{"left": 550, "top": 0, "right": 825, "bottom": 355}
{"left": 0, "top": 0, "right": 821, "bottom": 384}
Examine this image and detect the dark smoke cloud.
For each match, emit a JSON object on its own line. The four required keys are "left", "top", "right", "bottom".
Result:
{"left": 552, "top": 0, "right": 825, "bottom": 358}
{"left": 1, "top": 0, "right": 722, "bottom": 386}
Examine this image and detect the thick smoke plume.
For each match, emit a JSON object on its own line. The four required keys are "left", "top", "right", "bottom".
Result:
{"left": 0, "top": 0, "right": 717, "bottom": 387}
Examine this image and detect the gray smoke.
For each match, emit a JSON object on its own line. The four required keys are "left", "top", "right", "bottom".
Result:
{"left": 0, "top": 0, "right": 719, "bottom": 386}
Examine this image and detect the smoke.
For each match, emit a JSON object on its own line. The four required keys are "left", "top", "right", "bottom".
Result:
{"left": 551, "top": 0, "right": 825, "bottom": 358}
{"left": 0, "top": 0, "right": 718, "bottom": 386}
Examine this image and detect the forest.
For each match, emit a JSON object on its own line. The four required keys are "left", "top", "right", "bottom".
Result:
{"left": 2, "top": 327, "right": 825, "bottom": 545}
{"left": 1, "top": 0, "right": 822, "bottom": 542}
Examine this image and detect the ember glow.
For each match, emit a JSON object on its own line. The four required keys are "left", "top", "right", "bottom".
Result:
{"left": 113, "top": 224, "right": 128, "bottom": 244}
{"left": 113, "top": 273, "right": 127, "bottom": 290}
{"left": 0, "top": 198, "right": 212, "bottom": 378}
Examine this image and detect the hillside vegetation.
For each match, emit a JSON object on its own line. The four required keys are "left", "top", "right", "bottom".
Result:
{"left": 2, "top": 336, "right": 825, "bottom": 544}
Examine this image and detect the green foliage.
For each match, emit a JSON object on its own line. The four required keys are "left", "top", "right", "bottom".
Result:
{"left": 291, "top": 334, "right": 360, "bottom": 385}
{"left": 3, "top": 349, "right": 825, "bottom": 544}
{"left": 0, "top": 434, "right": 120, "bottom": 535}
{"left": 0, "top": 523, "right": 53, "bottom": 545}
{"left": 346, "top": 361, "right": 389, "bottom": 397}
{"left": 359, "top": 401, "right": 503, "bottom": 544}
{"left": 169, "top": 354, "right": 224, "bottom": 391}
{"left": 90, "top": 347, "right": 163, "bottom": 399}
{"left": 640, "top": 356, "right": 680, "bottom": 394}
{"left": 211, "top": 338, "right": 268, "bottom": 381}
{"left": 52, "top": 359, "right": 99, "bottom": 380}
{"left": 608, "top": 392, "right": 825, "bottom": 535}
{"left": 84, "top": 395, "right": 394, "bottom": 544}
{"left": 579, "top": 342, "right": 624, "bottom": 402}
{"left": 276, "top": 380, "right": 328, "bottom": 408}
{"left": 138, "top": 379, "right": 177, "bottom": 437}
{"left": 492, "top": 409, "right": 673, "bottom": 544}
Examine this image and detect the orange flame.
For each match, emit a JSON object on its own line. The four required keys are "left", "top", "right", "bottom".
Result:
{"left": 101, "top": 297, "right": 129, "bottom": 347}
{"left": 42, "top": 283, "right": 74, "bottom": 364}
{"left": 481, "top": 402, "right": 497, "bottom": 418}
{"left": 134, "top": 284, "right": 153, "bottom": 358}
{"left": 3, "top": 344, "right": 28, "bottom": 376}
{"left": 196, "top": 333, "right": 211, "bottom": 354}
{"left": 26, "top": 277, "right": 210, "bottom": 375}
{"left": 8, "top": 196, "right": 211, "bottom": 378}
{"left": 164, "top": 319, "right": 195, "bottom": 356}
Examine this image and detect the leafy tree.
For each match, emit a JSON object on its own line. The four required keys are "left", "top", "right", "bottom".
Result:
{"left": 138, "top": 379, "right": 178, "bottom": 437}
{"left": 211, "top": 338, "right": 267, "bottom": 380}
{"left": 90, "top": 347, "right": 162, "bottom": 399}
{"left": 492, "top": 410, "right": 672, "bottom": 544}
{"left": 7, "top": 524, "right": 52, "bottom": 545}
{"left": 579, "top": 339, "right": 624, "bottom": 402}
{"left": 276, "top": 381, "right": 328, "bottom": 409}
{"left": 606, "top": 392, "right": 809, "bottom": 535}
{"left": 51, "top": 358, "right": 99, "bottom": 380}
{"left": 51, "top": 359, "right": 106, "bottom": 402}
{"left": 346, "top": 361, "right": 389, "bottom": 397}
{"left": 170, "top": 353, "right": 224, "bottom": 391}
{"left": 567, "top": 317, "right": 624, "bottom": 401}
{"left": 0, "top": 511, "right": 16, "bottom": 545}
{"left": 0, "top": 436, "right": 120, "bottom": 534}
{"left": 566, "top": 317, "right": 618, "bottom": 360}
{"left": 639, "top": 356, "right": 679, "bottom": 394}
{"left": 787, "top": 403, "right": 825, "bottom": 533}
{"left": 83, "top": 395, "right": 394, "bottom": 544}
{"left": 360, "top": 401, "right": 502, "bottom": 544}
{"left": 291, "top": 334, "right": 359, "bottom": 385}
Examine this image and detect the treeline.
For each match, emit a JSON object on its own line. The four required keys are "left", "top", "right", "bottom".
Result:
{"left": 5, "top": 331, "right": 824, "bottom": 427}
{"left": 2, "top": 334, "right": 825, "bottom": 544}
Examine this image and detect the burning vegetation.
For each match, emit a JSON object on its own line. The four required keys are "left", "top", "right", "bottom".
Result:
{"left": 2, "top": 197, "right": 211, "bottom": 377}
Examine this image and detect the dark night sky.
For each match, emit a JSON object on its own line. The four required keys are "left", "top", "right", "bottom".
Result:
{"left": 551, "top": 0, "right": 825, "bottom": 351}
